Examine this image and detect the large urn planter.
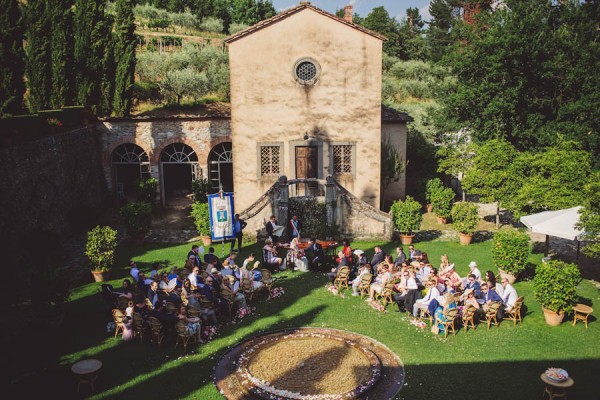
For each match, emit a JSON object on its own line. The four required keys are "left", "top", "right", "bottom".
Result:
{"left": 400, "top": 234, "right": 415, "bottom": 245}
{"left": 458, "top": 233, "right": 473, "bottom": 245}
{"left": 426, "top": 204, "right": 433, "bottom": 213}
{"left": 498, "top": 268, "right": 517, "bottom": 284}
{"left": 542, "top": 307, "right": 565, "bottom": 326}
{"left": 436, "top": 216, "right": 447, "bottom": 224}
{"left": 91, "top": 270, "right": 110, "bottom": 282}
{"left": 201, "top": 235, "right": 212, "bottom": 247}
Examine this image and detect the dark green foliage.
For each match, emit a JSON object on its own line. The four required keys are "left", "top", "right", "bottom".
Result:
{"left": 0, "top": 0, "right": 25, "bottom": 115}
{"left": 440, "top": 0, "right": 600, "bottom": 159}
{"left": 120, "top": 201, "right": 152, "bottom": 235}
{"left": 362, "top": 6, "right": 402, "bottom": 58}
{"left": 24, "top": 0, "right": 51, "bottom": 112}
{"left": 74, "top": 0, "right": 113, "bottom": 114}
{"left": 451, "top": 201, "right": 479, "bottom": 235}
{"left": 192, "top": 178, "right": 212, "bottom": 202}
{"left": 113, "top": 0, "right": 137, "bottom": 116}
{"left": 49, "top": 0, "right": 75, "bottom": 109}
{"left": 390, "top": 196, "right": 423, "bottom": 235}
{"left": 136, "top": 177, "right": 158, "bottom": 205}
{"left": 492, "top": 229, "right": 530, "bottom": 276}
{"left": 190, "top": 201, "right": 211, "bottom": 235}
{"left": 288, "top": 197, "right": 331, "bottom": 239}
{"left": 431, "top": 186, "right": 455, "bottom": 220}
{"left": 426, "top": 0, "right": 462, "bottom": 62}
{"left": 533, "top": 260, "right": 581, "bottom": 313}
{"left": 577, "top": 171, "right": 600, "bottom": 259}
{"left": 85, "top": 225, "right": 118, "bottom": 272}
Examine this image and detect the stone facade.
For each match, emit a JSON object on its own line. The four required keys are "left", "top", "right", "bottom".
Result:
{"left": 97, "top": 117, "right": 231, "bottom": 204}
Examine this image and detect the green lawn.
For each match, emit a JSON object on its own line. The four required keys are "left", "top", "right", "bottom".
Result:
{"left": 27, "top": 239, "right": 600, "bottom": 399}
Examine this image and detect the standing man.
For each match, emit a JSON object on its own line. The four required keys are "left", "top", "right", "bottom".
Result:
{"left": 231, "top": 214, "right": 247, "bottom": 253}
{"left": 187, "top": 245, "right": 203, "bottom": 267}
{"left": 265, "top": 215, "right": 282, "bottom": 242}
{"left": 289, "top": 215, "right": 302, "bottom": 241}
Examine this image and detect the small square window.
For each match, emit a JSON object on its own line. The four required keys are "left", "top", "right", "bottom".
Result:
{"left": 333, "top": 145, "right": 353, "bottom": 175}
{"left": 260, "top": 146, "right": 281, "bottom": 176}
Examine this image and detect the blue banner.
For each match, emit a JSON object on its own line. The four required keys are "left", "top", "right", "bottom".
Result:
{"left": 208, "top": 192, "right": 235, "bottom": 241}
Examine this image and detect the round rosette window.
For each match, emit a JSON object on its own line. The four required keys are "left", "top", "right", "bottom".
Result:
{"left": 294, "top": 58, "right": 320, "bottom": 85}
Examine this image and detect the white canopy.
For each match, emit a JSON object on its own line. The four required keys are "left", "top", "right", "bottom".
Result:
{"left": 520, "top": 206, "right": 584, "bottom": 241}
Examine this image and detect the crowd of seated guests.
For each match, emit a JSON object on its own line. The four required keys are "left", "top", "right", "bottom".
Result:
{"left": 106, "top": 245, "right": 277, "bottom": 344}
{"left": 329, "top": 241, "right": 520, "bottom": 332}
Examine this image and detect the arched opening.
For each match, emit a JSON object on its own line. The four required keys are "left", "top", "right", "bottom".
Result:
{"left": 208, "top": 142, "right": 233, "bottom": 193}
{"left": 160, "top": 143, "right": 199, "bottom": 206}
{"left": 111, "top": 143, "right": 150, "bottom": 201}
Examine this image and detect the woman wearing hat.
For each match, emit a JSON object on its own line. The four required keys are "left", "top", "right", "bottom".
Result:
{"left": 433, "top": 292, "right": 457, "bottom": 334}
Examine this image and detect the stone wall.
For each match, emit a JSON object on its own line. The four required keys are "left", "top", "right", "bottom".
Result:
{"left": 0, "top": 126, "right": 108, "bottom": 250}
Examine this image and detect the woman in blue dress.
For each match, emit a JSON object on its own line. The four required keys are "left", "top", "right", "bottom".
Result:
{"left": 434, "top": 293, "right": 457, "bottom": 334}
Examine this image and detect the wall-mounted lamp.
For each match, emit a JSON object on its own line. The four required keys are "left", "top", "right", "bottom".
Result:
{"left": 303, "top": 132, "right": 309, "bottom": 140}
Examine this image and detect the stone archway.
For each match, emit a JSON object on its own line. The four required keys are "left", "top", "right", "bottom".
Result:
{"left": 159, "top": 143, "right": 199, "bottom": 206}
{"left": 208, "top": 142, "right": 233, "bottom": 193}
{"left": 111, "top": 143, "right": 150, "bottom": 201}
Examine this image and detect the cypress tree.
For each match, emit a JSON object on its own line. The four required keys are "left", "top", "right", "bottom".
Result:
{"left": 24, "top": 0, "right": 52, "bottom": 112}
{"left": 0, "top": 0, "right": 26, "bottom": 115}
{"left": 73, "top": 0, "right": 107, "bottom": 111}
{"left": 99, "top": 15, "right": 116, "bottom": 117}
{"left": 49, "top": 0, "right": 75, "bottom": 108}
{"left": 113, "top": 0, "right": 137, "bottom": 117}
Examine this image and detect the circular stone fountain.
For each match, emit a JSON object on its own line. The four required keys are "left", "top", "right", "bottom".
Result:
{"left": 214, "top": 328, "right": 404, "bottom": 400}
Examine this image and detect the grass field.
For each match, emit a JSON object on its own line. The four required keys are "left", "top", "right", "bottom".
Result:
{"left": 22, "top": 239, "right": 600, "bottom": 399}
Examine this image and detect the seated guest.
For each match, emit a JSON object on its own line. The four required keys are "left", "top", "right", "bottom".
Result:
{"left": 242, "top": 253, "right": 255, "bottom": 269}
{"left": 209, "top": 267, "right": 222, "bottom": 287}
{"left": 433, "top": 293, "right": 457, "bottom": 335}
{"left": 239, "top": 261, "right": 264, "bottom": 291}
{"left": 251, "top": 263, "right": 262, "bottom": 282}
{"left": 204, "top": 247, "right": 223, "bottom": 270}
{"left": 184, "top": 255, "right": 196, "bottom": 274}
{"left": 307, "top": 238, "right": 325, "bottom": 270}
{"left": 416, "top": 263, "right": 432, "bottom": 284}
{"left": 393, "top": 270, "right": 420, "bottom": 312}
{"left": 368, "top": 263, "right": 392, "bottom": 302}
{"left": 468, "top": 261, "right": 482, "bottom": 282}
{"left": 501, "top": 278, "right": 518, "bottom": 311}
{"left": 188, "top": 267, "right": 202, "bottom": 290}
{"left": 394, "top": 246, "right": 407, "bottom": 269}
{"left": 181, "top": 278, "right": 193, "bottom": 299}
{"left": 439, "top": 254, "right": 451, "bottom": 272}
{"left": 187, "top": 245, "right": 203, "bottom": 267}
{"left": 221, "top": 260, "right": 234, "bottom": 278}
{"left": 441, "top": 264, "right": 462, "bottom": 290}
{"left": 328, "top": 250, "right": 350, "bottom": 283}
{"left": 222, "top": 275, "right": 247, "bottom": 310}
{"left": 462, "top": 274, "right": 481, "bottom": 299}
{"left": 147, "top": 281, "right": 159, "bottom": 309}
{"left": 118, "top": 279, "right": 133, "bottom": 300}
{"left": 224, "top": 252, "right": 238, "bottom": 269}
{"left": 187, "top": 289, "right": 218, "bottom": 326}
{"left": 480, "top": 282, "right": 502, "bottom": 308}
{"left": 353, "top": 249, "right": 367, "bottom": 269}
{"left": 177, "top": 305, "right": 202, "bottom": 341}
{"left": 263, "top": 239, "right": 283, "bottom": 266}
{"left": 129, "top": 261, "right": 140, "bottom": 282}
{"left": 133, "top": 295, "right": 150, "bottom": 323}
{"left": 408, "top": 245, "right": 418, "bottom": 262}
{"left": 463, "top": 288, "right": 480, "bottom": 310}
{"left": 137, "top": 271, "right": 149, "bottom": 294}
{"left": 420, "top": 252, "right": 430, "bottom": 265}
{"left": 486, "top": 270, "right": 503, "bottom": 297}
{"left": 350, "top": 263, "right": 371, "bottom": 296}
{"left": 166, "top": 286, "right": 183, "bottom": 307}
{"left": 168, "top": 267, "right": 182, "bottom": 287}
{"left": 370, "top": 245, "right": 386, "bottom": 271}
{"left": 442, "top": 278, "right": 455, "bottom": 294}
{"left": 150, "top": 263, "right": 160, "bottom": 279}
{"left": 158, "top": 272, "right": 171, "bottom": 292}
{"left": 413, "top": 280, "right": 441, "bottom": 317}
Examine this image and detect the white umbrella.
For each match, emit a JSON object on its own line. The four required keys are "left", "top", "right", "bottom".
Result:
{"left": 520, "top": 206, "right": 585, "bottom": 260}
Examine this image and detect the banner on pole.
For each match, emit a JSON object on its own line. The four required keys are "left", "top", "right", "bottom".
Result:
{"left": 208, "top": 192, "right": 235, "bottom": 241}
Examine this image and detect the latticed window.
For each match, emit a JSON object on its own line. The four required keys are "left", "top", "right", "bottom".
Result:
{"left": 260, "top": 146, "right": 281, "bottom": 176}
{"left": 333, "top": 145, "right": 353, "bottom": 175}
{"left": 294, "top": 58, "right": 320, "bottom": 85}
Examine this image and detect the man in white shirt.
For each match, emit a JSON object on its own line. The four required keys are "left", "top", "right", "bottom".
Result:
{"left": 413, "top": 280, "right": 440, "bottom": 317}
{"left": 501, "top": 278, "right": 518, "bottom": 311}
{"left": 188, "top": 267, "right": 202, "bottom": 290}
{"left": 393, "top": 271, "right": 419, "bottom": 312}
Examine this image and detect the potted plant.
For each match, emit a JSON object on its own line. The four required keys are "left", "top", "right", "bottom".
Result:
{"left": 390, "top": 196, "right": 423, "bottom": 244}
{"left": 432, "top": 186, "right": 455, "bottom": 224}
{"left": 136, "top": 177, "right": 158, "bottom": 206}
{"left": 191, "top": 201, "right": 212, "bottom": 246}
{"left": 120, "top": 201, "right": 152, "bottom": 244}
{"left": 425, "top": 178, "right": 443, "bottom": 213}
{"left": 533, "top": 260, "right": 581, "bottom": 326}
{"left": 451, "top": 202, "right": 480, "bottom": 245}
{"left": 192, "top": 178, "right": 211, "bottom": 203}
{"left": 492, "top": 229, "right": 530, "bottom": 283}
{"left": 85, "top": 225, "right": 118, "bottom": 282}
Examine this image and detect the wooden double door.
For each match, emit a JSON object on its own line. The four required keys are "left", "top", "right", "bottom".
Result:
{"left": 295, "top": 146, "right": 318, "bottom": 196}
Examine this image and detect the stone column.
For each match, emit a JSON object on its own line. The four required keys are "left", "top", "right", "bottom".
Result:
{"left": 325, "top": 175, "right": 336, "bottom": 238}
{"left": 277, "top": 176, "right": 289, "bottom": 228}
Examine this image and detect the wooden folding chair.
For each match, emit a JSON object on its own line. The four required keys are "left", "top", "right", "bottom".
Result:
{"left": 149, "top": 317, "right": 165, "bottom": 348}
{"left": 484, "top": 302, "right": 501, "bottom": 330}
{"left": 504, "top": 296, "right": 524, "bottom": 326}
{"left": 462, "top": 304, "right": 477, "bottom": 332}
{"left": 175, "top": 321, "right": 198, "bottom": 353}
{"left": 333, "top": 266, "right": 350, "bottom": 291}
{"left": 132, "top": 312, "right": 146, "bottom": 343}
{"left": 111, "top": 309, "right": 125, "bottom": 338}
{"left": 436, "top": 307, "right": 459, "bottom": 338}
{"left": 358, "top": 273, "right": 373, "bottom": 298}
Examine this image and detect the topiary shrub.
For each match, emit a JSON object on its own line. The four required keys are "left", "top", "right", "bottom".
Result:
{"left": 533, "top": 260, "right": 581, "bottom": 313}
{"left": 492, "top": 229, "right": 531, "bottom": 276}
{"left": 390, "top": 196, "right": 423, "bottom": 235}
{"left": 425, "top": 177, "right": 443, "bottom": 206}
{"left": 190, "top": 201, "right": 211, "bottom": 236}
{"left": 85, "top": 225, "right": 118, "bottom": 272}
{"left": 451, "top": 202, "right": 480, "bottom": 235}
{"left": 432, "top": 187, "right": 455, "bottom": 219}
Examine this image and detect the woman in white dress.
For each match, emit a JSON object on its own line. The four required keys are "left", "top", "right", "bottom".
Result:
{"left": 289, "top": 237, "right": 309, "bottom": 272}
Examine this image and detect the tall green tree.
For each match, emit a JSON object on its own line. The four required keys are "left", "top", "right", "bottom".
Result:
{"left": 49, "top": 0, "right": 75, "bottom": 109}
{"left": 363, "top": 6, "right": 402, "bottom": 58}
{"left": 24, "top": 0, "right": 51, "bottom": 112}
{"left": 0, "top": 0, "right": 25, "bottom": 115}
{"left": 461, "top": 139, "right": 519, "bottom": 228}
{"left": 74, "top": 0, "right": 110, "bottom": 112}
{"left": 439, "top": 0, "right": 600, "bottom": 160}
{"left": 577, "top": 171, "right": 600, "bottom": 259}
{"left": 113, "top": 0, "right": 137, "bottom": 116}
{"left": 426, "top": 0, "right": 462, "bottom": 62}
{"left": 398, "top": 7, "right": 427, "bottom": 60}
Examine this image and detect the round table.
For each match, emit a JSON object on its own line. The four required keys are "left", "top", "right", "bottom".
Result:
{"left": 540, "top": 373, "right": 574, "bottom": 400}
{"left": 572, "top": 303, "right": 593, "bottom": 328}
{"left": 72, "top": 359, "right": 102, "bottom": 393}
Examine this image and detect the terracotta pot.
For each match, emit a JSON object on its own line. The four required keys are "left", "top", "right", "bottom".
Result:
{"left": 498, "top": 268, "right": 517, "bottom": 284}
{"left": 436, "top": 216, "right": 447, "bottom": 224}
{"left": 426, "top": 204, "right": 433, "bottom": 213}
{"left": 542, "top": 307, "right": 565, "bottom": 326}
{"left": 400, "top": 234, "right": 415, "bottom": 245}
{"left": 459, "top": 233, "right": 473, "bottom": 245}
{"left": 91, "top": 270, "right": 110, "bottom": 282}
{"left": 201, "top": 235, "right": 212, "bottom": 246}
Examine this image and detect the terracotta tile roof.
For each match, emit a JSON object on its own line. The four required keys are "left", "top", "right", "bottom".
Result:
{"left": 225, "top": 2, "right": 387, "bottom": 44}
{"left": 381, "top": 104, "right": 413, "bottom": 123}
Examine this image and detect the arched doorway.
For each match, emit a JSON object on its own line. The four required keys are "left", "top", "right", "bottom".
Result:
{"left": 160, "top": 143, "right": 199, "bottom": 206}
{"left": 111, "top": 143, "right": 150, "bottom": 201}
{"left": 208, "top": 142, "right": 233, "bottom": 192}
